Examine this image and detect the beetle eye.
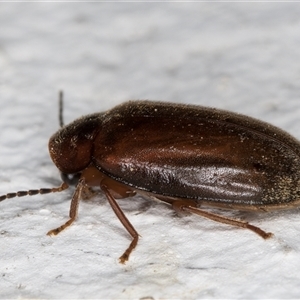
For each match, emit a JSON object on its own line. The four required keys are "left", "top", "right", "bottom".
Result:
{"left": 60, "top": 172, "right": 81, "bottom": 186}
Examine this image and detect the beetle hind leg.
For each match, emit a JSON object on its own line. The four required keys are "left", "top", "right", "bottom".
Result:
{"left": 167, "top": 198, "right": 273, "bottom": 239}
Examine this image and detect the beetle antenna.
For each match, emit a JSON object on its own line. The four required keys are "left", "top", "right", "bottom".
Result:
{"left": 59, "top": 90, "right": 64, "bottom": 128}
{"left": 0, "top": 182, "right": 69, "bottom": 202}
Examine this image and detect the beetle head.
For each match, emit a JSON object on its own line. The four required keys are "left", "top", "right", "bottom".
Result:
{"left": 48, "top": 113, "right": 102, "bottom": 175}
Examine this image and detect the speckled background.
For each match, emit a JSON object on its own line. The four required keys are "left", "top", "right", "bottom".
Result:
{"left": 1, "top": 3, "right": 300, "bottom": 299}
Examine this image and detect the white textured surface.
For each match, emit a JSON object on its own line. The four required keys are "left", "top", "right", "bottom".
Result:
{"left": 1, "top": 3, "right": 300, "bottom": 299}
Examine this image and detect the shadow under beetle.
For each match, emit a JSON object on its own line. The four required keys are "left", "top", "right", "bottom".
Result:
{"left": 2, "top": 92, "right": 300, "bottom": 263}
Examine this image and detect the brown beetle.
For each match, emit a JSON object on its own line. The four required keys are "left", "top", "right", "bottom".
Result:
{"left": 1, "top": 95, "right": 300, "bottom": 263}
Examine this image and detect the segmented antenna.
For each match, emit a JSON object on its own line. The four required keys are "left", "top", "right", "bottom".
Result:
{"left": 0, "top": 182, "right": 69, "bottom": 202}
{"left": 59, "top": 90, "right": 64, "bottom": 128}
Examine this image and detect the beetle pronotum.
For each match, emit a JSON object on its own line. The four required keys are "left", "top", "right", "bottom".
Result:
{"left": 2, "top": 93, "right": 300, "bottom": 263}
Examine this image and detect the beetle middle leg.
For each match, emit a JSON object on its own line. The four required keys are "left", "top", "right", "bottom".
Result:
{"left": 160, "top": 198, "right": 273, "bottom": 239}
{"left": 100, "top": 184, "right": 139, "bottom": 264}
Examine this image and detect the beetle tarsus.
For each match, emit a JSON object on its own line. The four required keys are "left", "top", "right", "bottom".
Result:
{"left": 47, "top": 219, "right": 75, "bottom": 236}
{"left": 119, "top": 237, "right": 138, "bottom": 264}
{"left": 245, "top": 223, "right": 273, "bottom": 239}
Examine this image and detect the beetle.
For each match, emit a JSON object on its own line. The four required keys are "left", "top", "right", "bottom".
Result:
{"left": 1, "top": 93, "right": 300, "bottom": 263}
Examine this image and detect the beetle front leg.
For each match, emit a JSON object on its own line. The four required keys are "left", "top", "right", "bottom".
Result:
{"left": 171, "top": 199, "right": 273, "bottom": 239}
{"left": 47, "top": 178, "right": 86, "bottom": 236}
{"left": 100, "top": 184, "right": 139, "bottom": 264}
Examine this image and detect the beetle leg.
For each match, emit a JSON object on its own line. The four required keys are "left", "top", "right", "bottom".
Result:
{"left": 177, "top": 201, "right": 273, "bottom": 239}
{"left": 47, "top": 178, "right": 86, "bottom": 236}
{"left": 100, "top": 184, "right": 139, "bottom": 264}
{"left": 172, "top": 199, "right": 198, "bottom": 215}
